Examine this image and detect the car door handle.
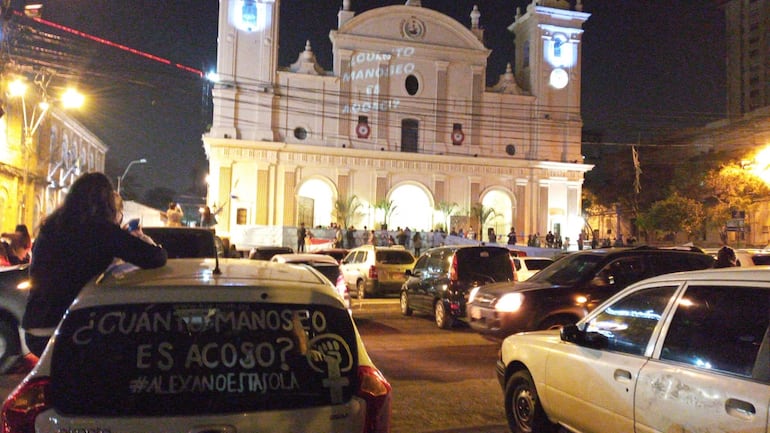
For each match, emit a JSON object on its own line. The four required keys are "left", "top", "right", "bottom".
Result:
{"left": 725, "top": 398, "right": 756, "bottom": 420}
{"left": 613, "top": 369, "right": 632, "bottom": 382}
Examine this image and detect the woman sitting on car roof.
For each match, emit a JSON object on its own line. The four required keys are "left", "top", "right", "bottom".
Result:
{"left": 22, "top": 172, "right": 167, "bottom": 358}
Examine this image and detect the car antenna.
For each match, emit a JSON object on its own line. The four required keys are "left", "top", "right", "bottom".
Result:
{"left": 213, "top": 243, "right": 222, "bottom": 275}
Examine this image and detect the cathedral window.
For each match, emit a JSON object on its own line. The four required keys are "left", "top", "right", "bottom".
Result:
{"left": 405, "top": 75, "right": 419, "bottom": 95}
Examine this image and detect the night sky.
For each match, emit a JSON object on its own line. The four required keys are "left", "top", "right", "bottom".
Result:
{"left": 25, "top": 0, "right": 726, "bottom": 201}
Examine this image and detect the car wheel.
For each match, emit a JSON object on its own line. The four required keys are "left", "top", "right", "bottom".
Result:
{"left": 356, "top": 280, "right": 366, "bottom": 300}
{"left": 434, "top": 301, "right": 454, "bottom": 329}
{"left": 0, "top": 320, "right": 21, "bottom": 374}
{"left": 400, "top": 291, "right": 413, "bottom": 316}
{"left": 505, "top": 370, "right": 557, "bottom": 433}
{"left": 539, "top": 315, "right": 577, "bottom": 330}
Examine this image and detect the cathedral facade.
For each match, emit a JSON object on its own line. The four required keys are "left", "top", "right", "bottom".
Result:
{"left": 203, "top": 0, "right": 592, "bottom": 247}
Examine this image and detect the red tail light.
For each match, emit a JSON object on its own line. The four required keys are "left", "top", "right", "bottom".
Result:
{"left": 449, "top": 254, "right": 458, "bottom": 282}
{"left": 368, "top": 265, "right": 378, "bottom": 280}
{"left": 2, "top": 377, "right": 51, "bottom": 433}
{"left": 357, "top": 366, "right": 392, "bottom": 433}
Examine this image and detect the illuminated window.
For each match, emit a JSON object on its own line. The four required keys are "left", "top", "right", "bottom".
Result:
{"left": 241, "top": 0, "right": 257, "bottom": 27}
{"left": 236, "top": 208, "right": 247, "bottom": 225}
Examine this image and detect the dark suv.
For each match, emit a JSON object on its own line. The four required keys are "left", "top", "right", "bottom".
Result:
{"left": 400, "top": 245, "right": 515, "bottom": 329}
{"left": 467, "top": 246, "right": 715, "bottom": 340}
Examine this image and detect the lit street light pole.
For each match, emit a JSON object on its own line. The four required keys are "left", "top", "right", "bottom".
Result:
{"left": 8, "top": 77, "right": 84, "bottom": 223}
{"left": 117, "top": 158, "right": 147, "bottom": 197}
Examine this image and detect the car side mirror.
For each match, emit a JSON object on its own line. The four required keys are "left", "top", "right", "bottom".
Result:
{"left": 560, "top": 324, "right": 609, "bottom": 349}
{"left": 405, "top": 269, "right": 413, "bottom": 277}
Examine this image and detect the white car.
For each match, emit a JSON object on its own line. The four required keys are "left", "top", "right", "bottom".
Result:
{"left": 497, "top": 267, "right": 770, "bottom": 433}
{"left": 511, "top": 256, "right": 553, "bottom": 281}
{"left": 1, "top": 258, "right": 391, "bottom": 433}
{"left": 271, "top": 253, "right": 350, "bottom": 309}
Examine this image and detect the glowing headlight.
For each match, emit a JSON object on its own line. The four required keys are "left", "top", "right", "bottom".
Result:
{"left": 468, "top": 286, "right": 481, "bottom": 303}
{"left": 575, "top": 295, "right": 588, "bottom": 304}
{"left": 495, "top": 293, "right": 524, "bottom": 312}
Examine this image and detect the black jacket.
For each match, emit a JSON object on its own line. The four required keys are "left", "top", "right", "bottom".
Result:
{"left": 22, "top": 220, "right": 167, "bottom": 330}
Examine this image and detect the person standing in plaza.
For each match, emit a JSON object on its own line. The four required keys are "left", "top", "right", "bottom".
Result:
{"left": 507, "top": 227, "right": 517, "bottom": 245}
{"left": 297, "top": 222, "right": 307, "bottom": 252}
{"left": 200, "top": 206, "right": 217, "bottom": 228}
{"left": 413, "top": 231, "right": 423, "bottom": 256}
{"left": 162, "top": 202, "right": 184, "bottom": 227}
{"left": 346, "top": 226, "right": 356, "bottom": 249}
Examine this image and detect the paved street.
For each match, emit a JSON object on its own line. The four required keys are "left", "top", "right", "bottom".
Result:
{"left": 351, "top": 298, "right": 509, "bottom": 433}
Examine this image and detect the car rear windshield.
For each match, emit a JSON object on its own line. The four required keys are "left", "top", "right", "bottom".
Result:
{"left": 141, "top": 229, "right": 216, "bottom": 258}
{"left": 376, "top": 250, "right": 414, "bottom": 264}
{"left": 525, "top": 259, "right": 554, "bottom": 271}
{"left": 309, "top": 263, "right": 342, "bottom": 284}
{"left": 51, "top": 302, "right": 359, "bottom": 416}
{"left": 456, "top": 248, "right": 514, "bottom": 283}
{"left": 531, "top": 253, "right": 603, "bottom": 285}
{"left": 751, "top": 255, "right": 770, "bottom": 265}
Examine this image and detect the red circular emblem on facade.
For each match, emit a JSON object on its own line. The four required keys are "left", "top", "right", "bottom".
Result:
{"left": 452, "top": 130, "right": 465, "bottom": 145}
{"left": 356, "top": 123, "right": 371, "bottom": 139}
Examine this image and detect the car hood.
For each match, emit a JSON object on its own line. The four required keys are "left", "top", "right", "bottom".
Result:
{"left": 477, "top": 279, "right": 555, "bottom": 297}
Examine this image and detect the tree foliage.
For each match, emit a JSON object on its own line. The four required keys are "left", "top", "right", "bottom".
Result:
{"left": 470, "top": 203, "right": 496, "bottom": 233}
{"left": 636, "top": 192, "right": 704, "bottom": 242}
{"left": 435, "top": 201, "right": 458, "bottom": 231}
{"left": 334, "top": 195, "right": 363, "bottom": 228}
{"left": 374, "top": 199, "right": 397, "bottom": 228}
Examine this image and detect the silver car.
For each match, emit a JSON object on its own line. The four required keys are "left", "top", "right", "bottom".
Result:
{"left": 497, "top": 267, "right": 770, "bottom": 433}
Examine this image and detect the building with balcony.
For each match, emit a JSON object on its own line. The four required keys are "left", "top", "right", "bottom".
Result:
{"left": 0, "top": 78, "right": 107, "bottom": 234}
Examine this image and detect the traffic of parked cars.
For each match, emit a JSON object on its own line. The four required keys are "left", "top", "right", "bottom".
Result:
{"left": 5, "top": 232, "right": 770, "bottom": 433}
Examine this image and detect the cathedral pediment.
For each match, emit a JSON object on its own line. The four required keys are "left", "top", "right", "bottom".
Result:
{"left": 335, "top": 5, "right": 486, "bottom": 51}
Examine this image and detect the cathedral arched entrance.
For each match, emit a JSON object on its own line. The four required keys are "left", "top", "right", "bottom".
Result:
{"left": 388, "top": 183, "right": 433, "bottom": 232}
{"left": 481, "top": 188, "right": 514, "bottom": 242}
{"left": 297, "top": 177, "right": 336, "bottom": 228}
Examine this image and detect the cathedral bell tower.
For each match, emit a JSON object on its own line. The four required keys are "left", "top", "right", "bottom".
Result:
{"left": 509, "top": 0, "right": 589, "bottom": 161}
{"left": 509, "top": 0, "right": 589, "bottom": 122}
{"left": 209, "top": 0, "right": 280, "bottom": 141}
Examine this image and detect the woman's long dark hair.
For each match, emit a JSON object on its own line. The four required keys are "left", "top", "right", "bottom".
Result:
{"left": 42, "top": 172, "right": 118, "bottom": 231}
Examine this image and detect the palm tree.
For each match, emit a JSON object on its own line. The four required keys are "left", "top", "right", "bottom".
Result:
{"left": 470, "top": 203, "right": 496, "bottom": 236}
{"left": 374, "top": 199, "right": 397, "bottom": 230}
{"left": 435, "top": 201, "right": 458, "bottom": 231}
{"left": 334, "top": 195, "right": 363, "bottom": 228}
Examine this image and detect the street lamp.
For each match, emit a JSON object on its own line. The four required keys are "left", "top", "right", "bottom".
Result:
{"left": 8, "top": 77, "right": 83, "bottom": 223}
{"left": 117, "top": 158, "right": 147, "bottom": 197}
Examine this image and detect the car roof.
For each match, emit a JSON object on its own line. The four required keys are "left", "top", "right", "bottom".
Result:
{"left": 72, "top": 258, "right": 343, "bottom": 310}
{"left": 630, "top": 266, "right": 770, "bottom": 285}
{"left": 270, "top": 253, "right": 339, "bottom": 264}
{"left": 573, "top": 246, "right": 709, "bottom": 257}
